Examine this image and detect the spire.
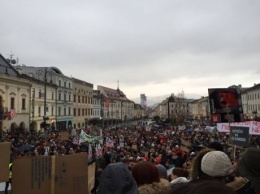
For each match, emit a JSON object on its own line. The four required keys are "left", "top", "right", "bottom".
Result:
{"left": 117, "top": 80, "right": 119, "bottom": 90}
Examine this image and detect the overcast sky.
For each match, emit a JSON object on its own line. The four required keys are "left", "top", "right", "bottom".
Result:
{"left": 1, "top": 0, "right": 260, "bottom": 104}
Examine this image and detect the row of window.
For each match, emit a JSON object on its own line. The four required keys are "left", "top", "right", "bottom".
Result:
{"left": 58, "top": 80, "right": 71, "bottom": 88}
{"left": 34, "top": 90, "right": 72, "bottom": 102}
{"left": 73, "top": 108, "right": 93, "bottom": 116}
{"left": 244, "top": 93, "right": 260, "bottom": 101}
{"left": 73, "top": 95, "right": 92, "bottom": 104}
{"left": 245, "top": 103, "right": 260, "bottom": 112}
{"left": 10, "top": 97, "right": 26, "bottom": 110}
{"left": 35, "top": 106, "right": 72, "bottom": 117}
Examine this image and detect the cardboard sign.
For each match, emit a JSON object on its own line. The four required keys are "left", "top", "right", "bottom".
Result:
{"left": 230, "top": 126, "right": 249, "bottom": 147}
{"left": 0, "top": 142, "right": 11, "bottom": 182}
{"left": 12, "top": 153, "right": 89, "bottom": 194}
{"left": 181, "top": 139, "right": 192, "bottom": 147}
{"left": 59, "top": 132, "right": 70, "bottom": 141}
{"left": 180, "top": 146, "right": 190, "bottom": 153}
{"left": 88, "top": 163, "right": 96, "bottom": 194}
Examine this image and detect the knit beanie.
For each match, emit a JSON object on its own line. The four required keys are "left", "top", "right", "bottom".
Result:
{"left": 201, "top": 151, "right": 234, "bottom": 177}
{"left": 156, "top": 164, "right": 168, "bottom": 180}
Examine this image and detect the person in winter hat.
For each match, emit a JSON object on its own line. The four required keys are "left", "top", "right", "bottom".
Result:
{"left": 238, "top": 147, "right": 260, "bottom": 194}
{"left": 191, "top": 149, "right": 254, "bottom": 193}
{"left": 156, "top": 164, "right": 168, "bottom": 180}
{"left": 97, "top": 162, "right": 139, "bottom": 194}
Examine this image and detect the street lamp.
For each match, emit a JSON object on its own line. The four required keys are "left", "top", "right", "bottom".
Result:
{"left": 36, "top": 68, "right": 53, "bottom": 131}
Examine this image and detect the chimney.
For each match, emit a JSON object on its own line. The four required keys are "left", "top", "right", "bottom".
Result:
{"left": 238, "top": 84, "right": 242, "bottom": 88}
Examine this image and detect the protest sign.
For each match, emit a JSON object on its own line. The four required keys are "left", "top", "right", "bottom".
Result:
{"left": 88, "top": 163, "right": 96, "bottom": 194}
{"left": 230, "top": 126, "right": 249, "bottom": 147}
{"left": 0, "top": 142, "right": 11, "bottom": 182}
{"left": 12, "top": 153, "right": 89, "bottom": 194}
{"left": 59, "top": 132, "right": 70, "bottom": 141}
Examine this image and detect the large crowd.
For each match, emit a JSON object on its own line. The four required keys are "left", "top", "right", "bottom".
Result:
{"left": 1, "top": 122, "right": 260, "bottom": 194}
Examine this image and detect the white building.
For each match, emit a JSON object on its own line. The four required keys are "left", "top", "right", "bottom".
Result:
{"left": 15, "top": 66, "right": 73, "bottom": 131}
{"left": 241, "top": 83, "right": 260, "bottom": 120}
{"left": 0, "top": 54, "right": 31, "bottom": 132}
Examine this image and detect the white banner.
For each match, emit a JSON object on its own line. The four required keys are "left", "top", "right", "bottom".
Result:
{"left": 217, "top": 121, "right": 260, "bottom": 135}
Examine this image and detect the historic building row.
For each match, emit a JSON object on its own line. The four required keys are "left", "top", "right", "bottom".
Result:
{"left": 0, "top": 53, "right": 144, "bottom": 132}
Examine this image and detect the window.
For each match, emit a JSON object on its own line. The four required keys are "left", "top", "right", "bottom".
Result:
{"left": 59, "top": 80, "right": 61, "bottom": 86}
{"left": 69, "top": 83, "right": 71, "bottom": 88}
{"left": 69, "top": 94, "right": 71, "bottom": 102}
{"left": 78, "top": 108, "right": 80, "bottom": 116}
{"left": 10, "top": 97, "right": 15, "bottom": 109}
{"left": 22, "top": 99, "right": 26, "bottom": 110}
{"left": 64, "top": 107, "right": 66, "bottom": 116}
{"left": 39, "top": 90, "right": 41, "bottom": 98}
{"left": 38, "top": 106, "right": 41, "bottom": 117}
{"left": 58, "top": 93, "right": 61, "bottom": 101}
{"left": 74, "top": 108, "right": 76, "bottom": 116}
{"left": 85, "top": 109, "right": 87, "bottom": 116}
{"left": 58, "top": 107, "right": 61, "bottom": 116}
{"left": 78, "top": 96, "right": 80, "bottom": 103}
{"left": 68, "top": 107, "right": 71, "bottom": 116}
{"left": 82, "top": 109, "right": 84, "bottom": 116}
{"left": 85, "top": 97, "right": 87, "bottom": 104}
{"left": 82, "top": 96, "right": 84, "bottom": 103}
{"left": 64, "top": 82, "right": 67, "bottom": 88}
{"left": 64, "top": 94, "right": 67, "bottom": 101}
{"left": 73, "top": 95, "right": 76, "bottom": 102}
{"left": 51, "top": 107, "right": 54, "bottom": 116}
{"left": 52, "top": 92, "right": 54, "bottom": 100}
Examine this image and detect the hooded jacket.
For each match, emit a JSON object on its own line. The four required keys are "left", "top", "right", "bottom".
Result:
{"left": 97, "top": 162, "right": 139, "bottom": 194}
{"left": 138, "top": 178, "right": 170, "bottom": 194}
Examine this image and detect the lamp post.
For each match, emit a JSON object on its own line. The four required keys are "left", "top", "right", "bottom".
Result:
{"left": 36, "top": 68, "right": 53, "bottom": 131}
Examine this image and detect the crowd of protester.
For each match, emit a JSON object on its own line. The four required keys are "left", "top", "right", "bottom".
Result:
{"left": 1, "top": 122, "right": 260, "bottom": 194}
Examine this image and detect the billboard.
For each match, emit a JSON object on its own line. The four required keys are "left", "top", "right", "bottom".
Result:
{"left": 208, "top": 88, "right": 243, "bottom": 123}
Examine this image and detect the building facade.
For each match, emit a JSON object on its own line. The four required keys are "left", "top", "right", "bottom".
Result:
{"left": 72, "top": 77, "right": 93, "bottom": 129}
{"left": 97, "top": 85, "right": 135, "bottom": 127}
{"left": 241, "top": 83, "right": 260, "bottom": 120}
{"left": 0, "top": 54, "right": 31, "bottom": 132}
{"left": 189, "top": 96, "right": 210, "bottom": 120}
{"left": 15, "top": 66, "right": 73, "bottom": 131}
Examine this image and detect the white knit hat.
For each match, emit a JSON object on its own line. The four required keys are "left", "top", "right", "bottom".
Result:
{"left": 201, "top": 151, "right": 234, "bottom": 177}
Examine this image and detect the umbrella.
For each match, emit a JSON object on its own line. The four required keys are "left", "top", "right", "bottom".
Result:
{"left": 17, "top": 144, "right": 35, "bottom": 152}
